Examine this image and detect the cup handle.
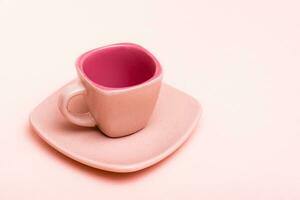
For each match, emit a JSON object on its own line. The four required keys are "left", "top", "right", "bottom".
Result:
{"left": 58, "top": 80, "right": 96, "bottom": 127}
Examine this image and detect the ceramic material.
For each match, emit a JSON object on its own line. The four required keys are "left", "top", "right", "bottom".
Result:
{"left": 30, "top": 80, "right": 201, "bottom": 173}
{"left": 58, "top": 43, "right": 163, "bottom": 137}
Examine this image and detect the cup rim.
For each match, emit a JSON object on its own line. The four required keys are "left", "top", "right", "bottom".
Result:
{"left": 76, "top": 43, "right": 163, "bottom": 94}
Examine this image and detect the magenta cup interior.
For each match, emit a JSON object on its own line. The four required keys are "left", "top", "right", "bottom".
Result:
{"left": 79, "top": 45, "right": 159, "bottom": 89}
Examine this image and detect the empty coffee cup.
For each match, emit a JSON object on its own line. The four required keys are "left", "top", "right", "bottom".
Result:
{"left": 58, "top": 43, "right": 163, "bottom": 137}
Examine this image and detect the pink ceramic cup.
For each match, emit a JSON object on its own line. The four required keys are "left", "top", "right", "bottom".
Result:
{"left": 58, "top": 43, "right": 163, "bottom": 138}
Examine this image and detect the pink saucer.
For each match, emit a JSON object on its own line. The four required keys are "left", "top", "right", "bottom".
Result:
{"left": 30, "top": 81, "right": 201, "bottom": 173}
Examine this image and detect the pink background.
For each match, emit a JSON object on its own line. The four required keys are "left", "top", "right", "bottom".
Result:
{"left": 1, "top": 0, "right": 300, "bottom": 199}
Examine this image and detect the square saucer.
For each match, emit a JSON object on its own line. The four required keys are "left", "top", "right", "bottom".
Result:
{"left": 30, "top": 80, "right": 201, "bottom": 173}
